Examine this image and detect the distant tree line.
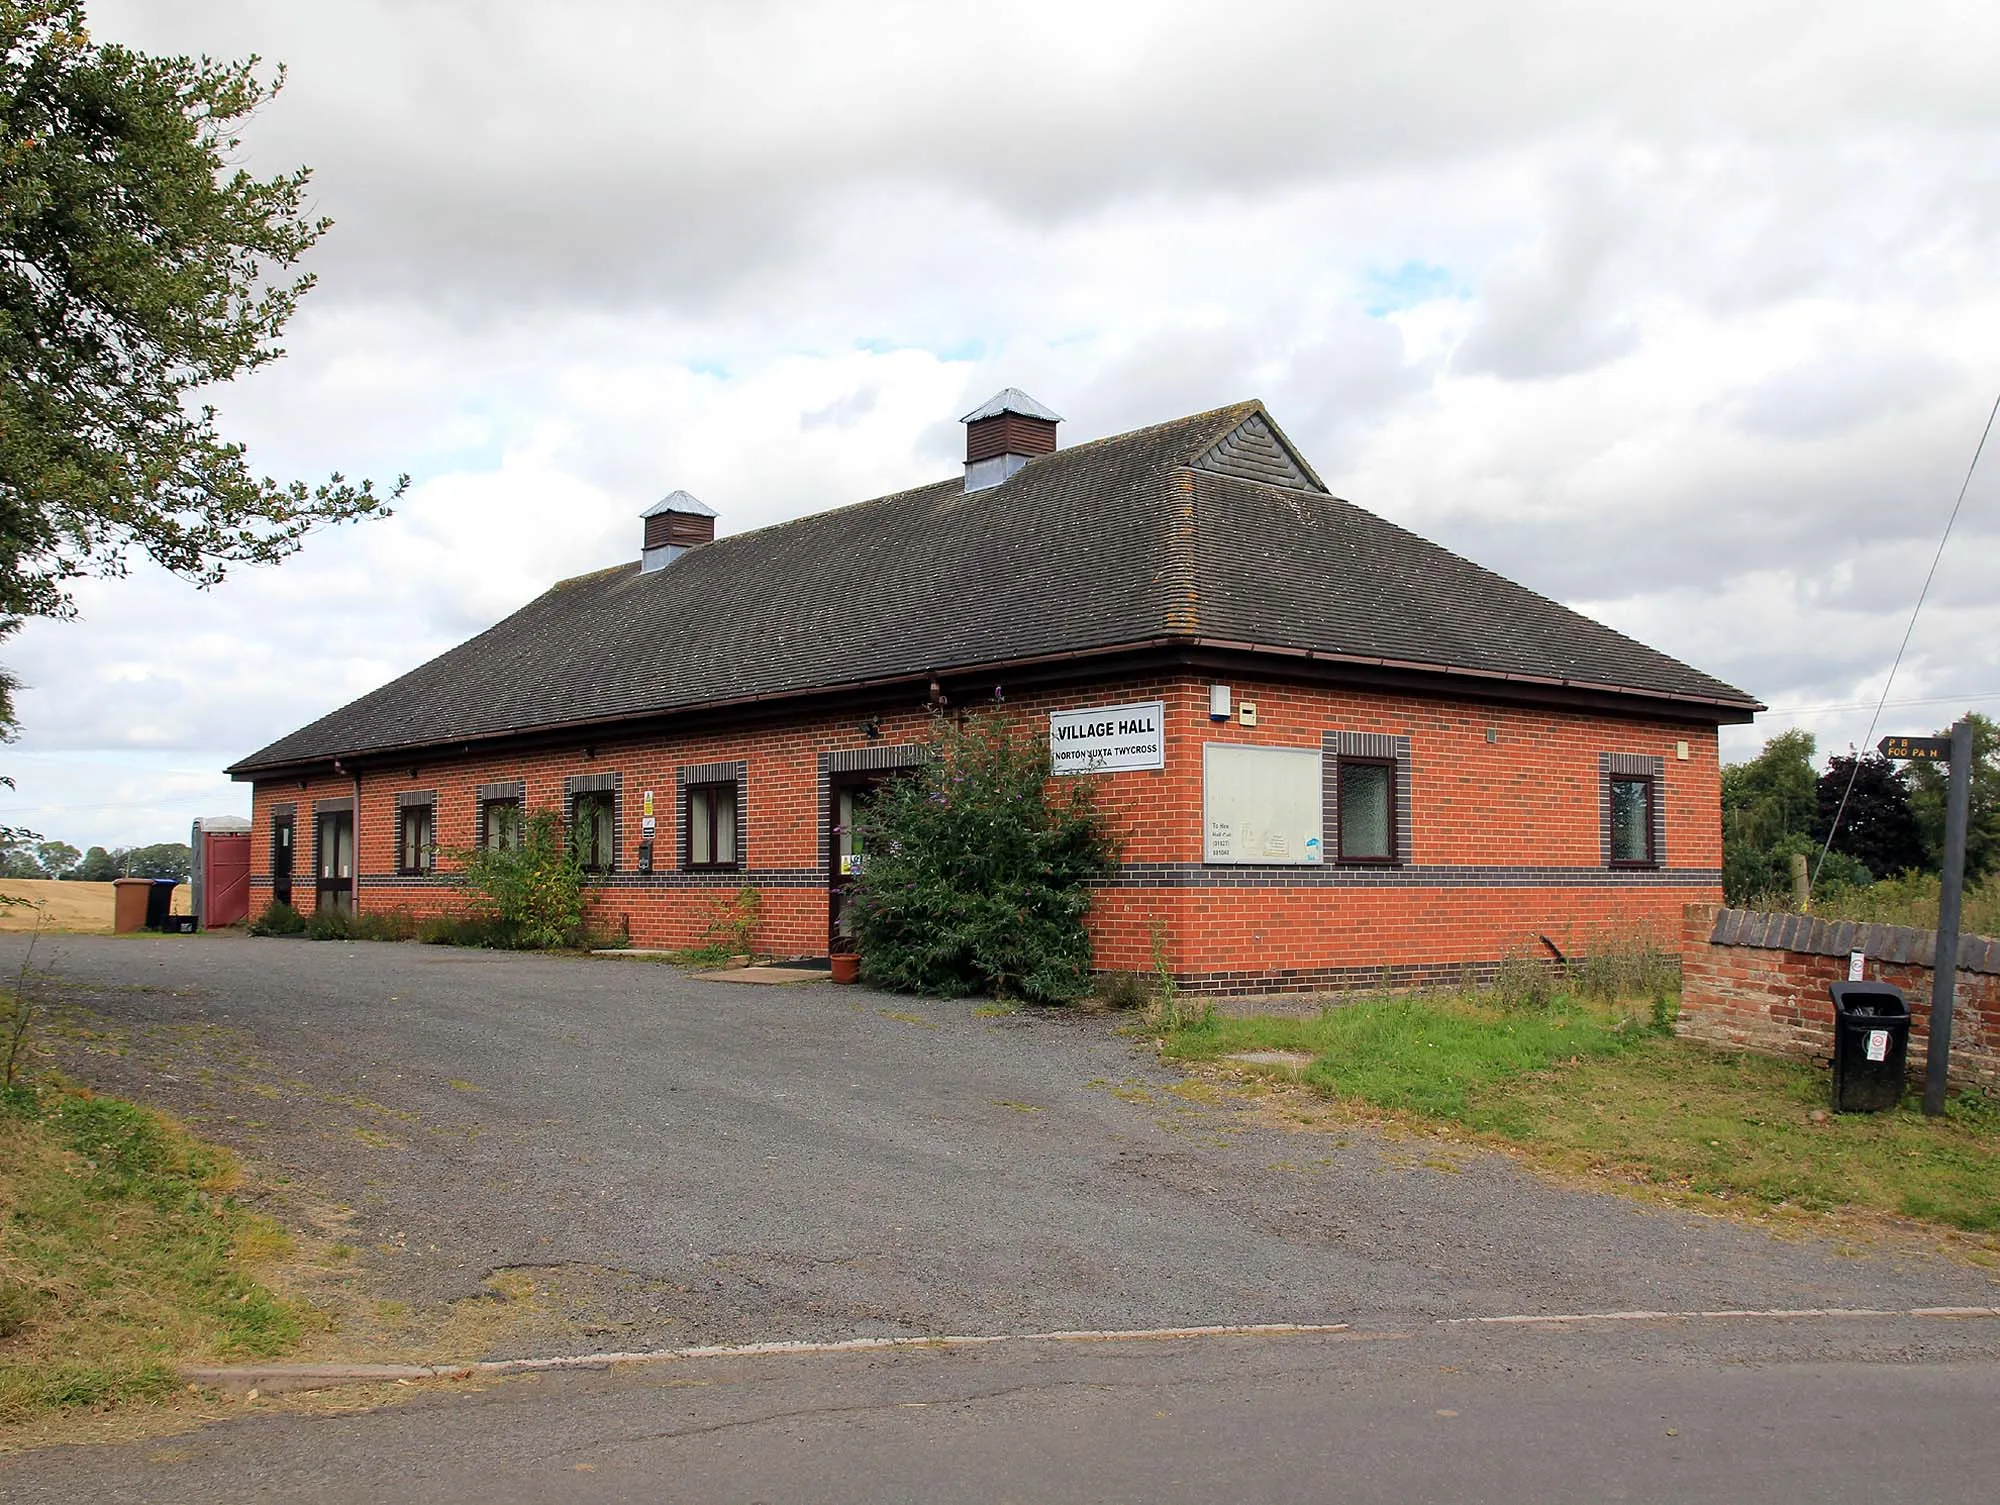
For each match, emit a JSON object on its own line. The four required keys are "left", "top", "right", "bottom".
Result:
{"left": 1723, "top": 713, "right": 1998, "bottom": 906}
{"left": 0, "top": 836, "right": 192, "bottom": 882}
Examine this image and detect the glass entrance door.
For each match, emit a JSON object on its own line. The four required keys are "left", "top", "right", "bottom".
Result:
{"left": 316, "top": 811, "right": 354, "bottom": 915}
{"left": 828, "top": 777, "right": 880, "bottom": 952}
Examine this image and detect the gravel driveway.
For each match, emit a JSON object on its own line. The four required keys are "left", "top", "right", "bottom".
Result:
{"left": 10, "top": 933, "right": 1997, "bottom": 1359}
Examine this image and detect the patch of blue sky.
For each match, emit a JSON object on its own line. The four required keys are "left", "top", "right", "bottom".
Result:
{"left": 851, "top": 336, "right": 986, "bottom": 361}
{"left": 1361, "top": 261, "right": 1465, "bottom": 317}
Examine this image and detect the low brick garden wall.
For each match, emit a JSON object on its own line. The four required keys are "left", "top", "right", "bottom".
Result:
{"left": 1678, "top": 903, "right": 2000, "bottom": 1090}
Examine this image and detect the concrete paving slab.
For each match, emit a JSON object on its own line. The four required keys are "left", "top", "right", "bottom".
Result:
{"left": 1224, "top": 1049, "right": 1315, "bottom": 1073}
{"left": 695, "top": 965, "right": 829, "bottom": 985}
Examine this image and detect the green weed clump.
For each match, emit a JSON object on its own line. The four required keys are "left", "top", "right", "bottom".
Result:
{"left": 305, "top": 906, "right": 351, "bottom": 941}
{"left": 248, "top": 900, "right": 306, "bottom": 936}
{"left": 448, "top": 809, "right": 589, "bottom": 950}
{"left": 0, "top": 1082, "right": 308, "bottom": 1423}
{"left": 673, "top": 885, "right": 763, "bottom": 967}
{"left": 417, "top": 912, "right": 510, "bottom": 947}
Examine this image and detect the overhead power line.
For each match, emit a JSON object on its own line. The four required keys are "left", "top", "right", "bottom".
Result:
{"left": 1765, "top": 689, "right": 2000, "bottom": 717}
{"left": 1813, "top": 386, "right": 2000, "bottom": 890}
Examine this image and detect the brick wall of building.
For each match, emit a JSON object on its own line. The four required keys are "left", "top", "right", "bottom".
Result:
{"left": 247, "top": 672, "right": 1723, "bottom": 988}
{"left": 1677, "top": 903, "right": 2000, "bottom": 1089}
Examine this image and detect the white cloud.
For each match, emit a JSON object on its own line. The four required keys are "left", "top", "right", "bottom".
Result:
{"left": 8, "top": 0, "right": 2000, "bottom": 848}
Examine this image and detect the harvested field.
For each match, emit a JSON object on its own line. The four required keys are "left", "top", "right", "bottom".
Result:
{"left": 0, "top": 881, "right": 189, "bottom": 933}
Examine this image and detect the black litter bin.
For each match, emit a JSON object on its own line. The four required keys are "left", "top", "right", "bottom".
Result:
{"left": 1829, "top": 981, "right": 1911, "bottom": 1113}
{"left": 143, "top": 878, "right": 178, "bottom": 931}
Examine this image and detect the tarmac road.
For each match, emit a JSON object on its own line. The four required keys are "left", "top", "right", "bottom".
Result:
{"left": 5, "top": 933, "right": 1999, "bottom": 1497}
{"left": 8, "top": 1322, "right": 2000, "bottom": 1503}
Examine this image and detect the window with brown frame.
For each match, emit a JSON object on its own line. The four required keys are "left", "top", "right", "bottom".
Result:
{"left": 480, "top": 797, "right": 522, "bottom": 852}
{"left": 572, "top": 790, "right": 615, "bottom": 873}
{"left": 687, "top": 781, "right": 738, "bottom": 869}
{"left": 1335, "top": 757, "right": 1396, "bottom": 863}
{"left": 397, "top": 803, "right": 435, "bottom": 876}
{"left": 1608, "top": 775, "right": 1657, "bottom": 867}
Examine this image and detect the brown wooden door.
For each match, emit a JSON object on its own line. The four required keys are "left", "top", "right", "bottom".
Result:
{"left": 316, "top": 811, "right": 354, "bottom": 915}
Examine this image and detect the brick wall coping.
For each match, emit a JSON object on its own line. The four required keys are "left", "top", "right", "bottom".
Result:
{"left": 1705, "top": 906, "right": 2000, "bottom": 976}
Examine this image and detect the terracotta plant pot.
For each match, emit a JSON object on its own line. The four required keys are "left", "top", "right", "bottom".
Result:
{"left": 829, "top": 952, "right": 861, "bottom": 984}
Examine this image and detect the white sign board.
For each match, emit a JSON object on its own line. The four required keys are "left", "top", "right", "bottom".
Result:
{"left": 1049, "top": 700, "right": 1165, "bottom": 775}
{"left": 1203, "top": 743, "right": 1323, "bottom": 864}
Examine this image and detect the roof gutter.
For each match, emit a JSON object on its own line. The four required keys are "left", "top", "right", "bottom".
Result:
{"left": 230, "top": 634, "right": 1761, "bottom": 781}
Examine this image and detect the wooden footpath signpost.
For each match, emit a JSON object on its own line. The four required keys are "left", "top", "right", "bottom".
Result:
{"left": 1878, "top": 722, "right": 1975, "bottom": 1116}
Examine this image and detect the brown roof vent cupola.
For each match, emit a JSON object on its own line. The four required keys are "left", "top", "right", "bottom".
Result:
{"left": 639, "top": 490, "right": 717, "bottom": 573}
{"left": 961, "top": 388, "right": 1061, "bottom": 493}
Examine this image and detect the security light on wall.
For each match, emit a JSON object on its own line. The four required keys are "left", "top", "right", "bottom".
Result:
{"left": 1208, "top": 684, "right": 1232, "bottom": 721}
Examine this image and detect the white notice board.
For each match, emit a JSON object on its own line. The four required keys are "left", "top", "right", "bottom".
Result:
{"left": 1203, "top": 743, "right": 1323, "bottom": 864}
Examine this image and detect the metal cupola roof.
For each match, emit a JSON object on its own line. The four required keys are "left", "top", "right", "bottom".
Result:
{"left": 639, "top": 489, "right": 717, "bottom": 519}
{"left": 959, "top": 388, "right": 1063, "bottom": 424}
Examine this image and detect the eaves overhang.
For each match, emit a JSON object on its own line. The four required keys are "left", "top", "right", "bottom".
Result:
{"left": 228, "top": 635, "right": 1761, "bottom": 784}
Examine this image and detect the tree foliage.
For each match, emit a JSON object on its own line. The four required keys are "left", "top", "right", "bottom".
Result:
{"left": 846, "top": 712, "right": 1117, "bottom": 1005}
{"left": 1721, "top": 729, "right": 1823, "bottom": 904}
{"left": 0, "top": 2, "right": 400, "bottom": 638}
{"left": 1813, "top": 752, "right": 1922, "bottom": 881}
{"left": 1722, "top": 714, "right": 1998, "bottom": 906}
{"left": 1907, "top": 712, "right": 2000, "bottom": 886}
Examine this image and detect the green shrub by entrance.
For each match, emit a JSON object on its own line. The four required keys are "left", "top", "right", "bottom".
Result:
{"left": 848, "top": 711, "right": 1116, "bottom": 1005}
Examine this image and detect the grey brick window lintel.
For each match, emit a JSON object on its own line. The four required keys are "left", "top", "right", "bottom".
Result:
{"left": 677, "top": 761, "right": 747, "bottom": 870}
{"left": 1322, "top": 730, "right": 1413, "bottom": 866}
{"left": 394, "top": 788, "right": 437, "bottom": 810}
{"left": 563, "top": 770, "right": 623, "bottom": 873}
{"left": 1600, "top": 752, "right": 1667, "bottom": 867}
{"left": 816, "top": 745, "right": 927, "bottom": 871}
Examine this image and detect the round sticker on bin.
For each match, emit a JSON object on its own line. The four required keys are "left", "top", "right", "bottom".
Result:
{"left": 1865, "top": 1028, "right": 1890, "bottom": 1063}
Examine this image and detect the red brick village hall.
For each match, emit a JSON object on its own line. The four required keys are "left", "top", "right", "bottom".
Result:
{"left": 228, "top": 391, "right": 1761, "bottom": 994}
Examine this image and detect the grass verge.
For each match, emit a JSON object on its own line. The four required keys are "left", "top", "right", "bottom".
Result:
{"left": 1162, "top": 995, "right": 2000, "bottom": 1235}
{"left": 0, "top": 1079, "right": 313, "bottom": 1427}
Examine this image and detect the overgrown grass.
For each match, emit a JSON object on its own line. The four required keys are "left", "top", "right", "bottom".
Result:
{"left": 1803, "top": 871, "right": 2000, "bottom": 939}
{"left": 1163, "top": 994, "right": 2000, "bottom": 1235}
{"left": 0, "top": 1081, "right": 310, "bottom": 1424}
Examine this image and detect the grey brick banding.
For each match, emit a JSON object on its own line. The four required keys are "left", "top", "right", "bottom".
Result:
{"left": 1102, "top": 862, "right": 1721, "bottom": 890}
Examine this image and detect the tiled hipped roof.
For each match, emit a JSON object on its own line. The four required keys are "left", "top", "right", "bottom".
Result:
{"left": 231, "top": 402, "right": 1757, "bottom": 774}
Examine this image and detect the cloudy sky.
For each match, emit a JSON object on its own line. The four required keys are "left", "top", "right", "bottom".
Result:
{"left": 8, "top": 0, "right": 1999, "bottom": 850}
